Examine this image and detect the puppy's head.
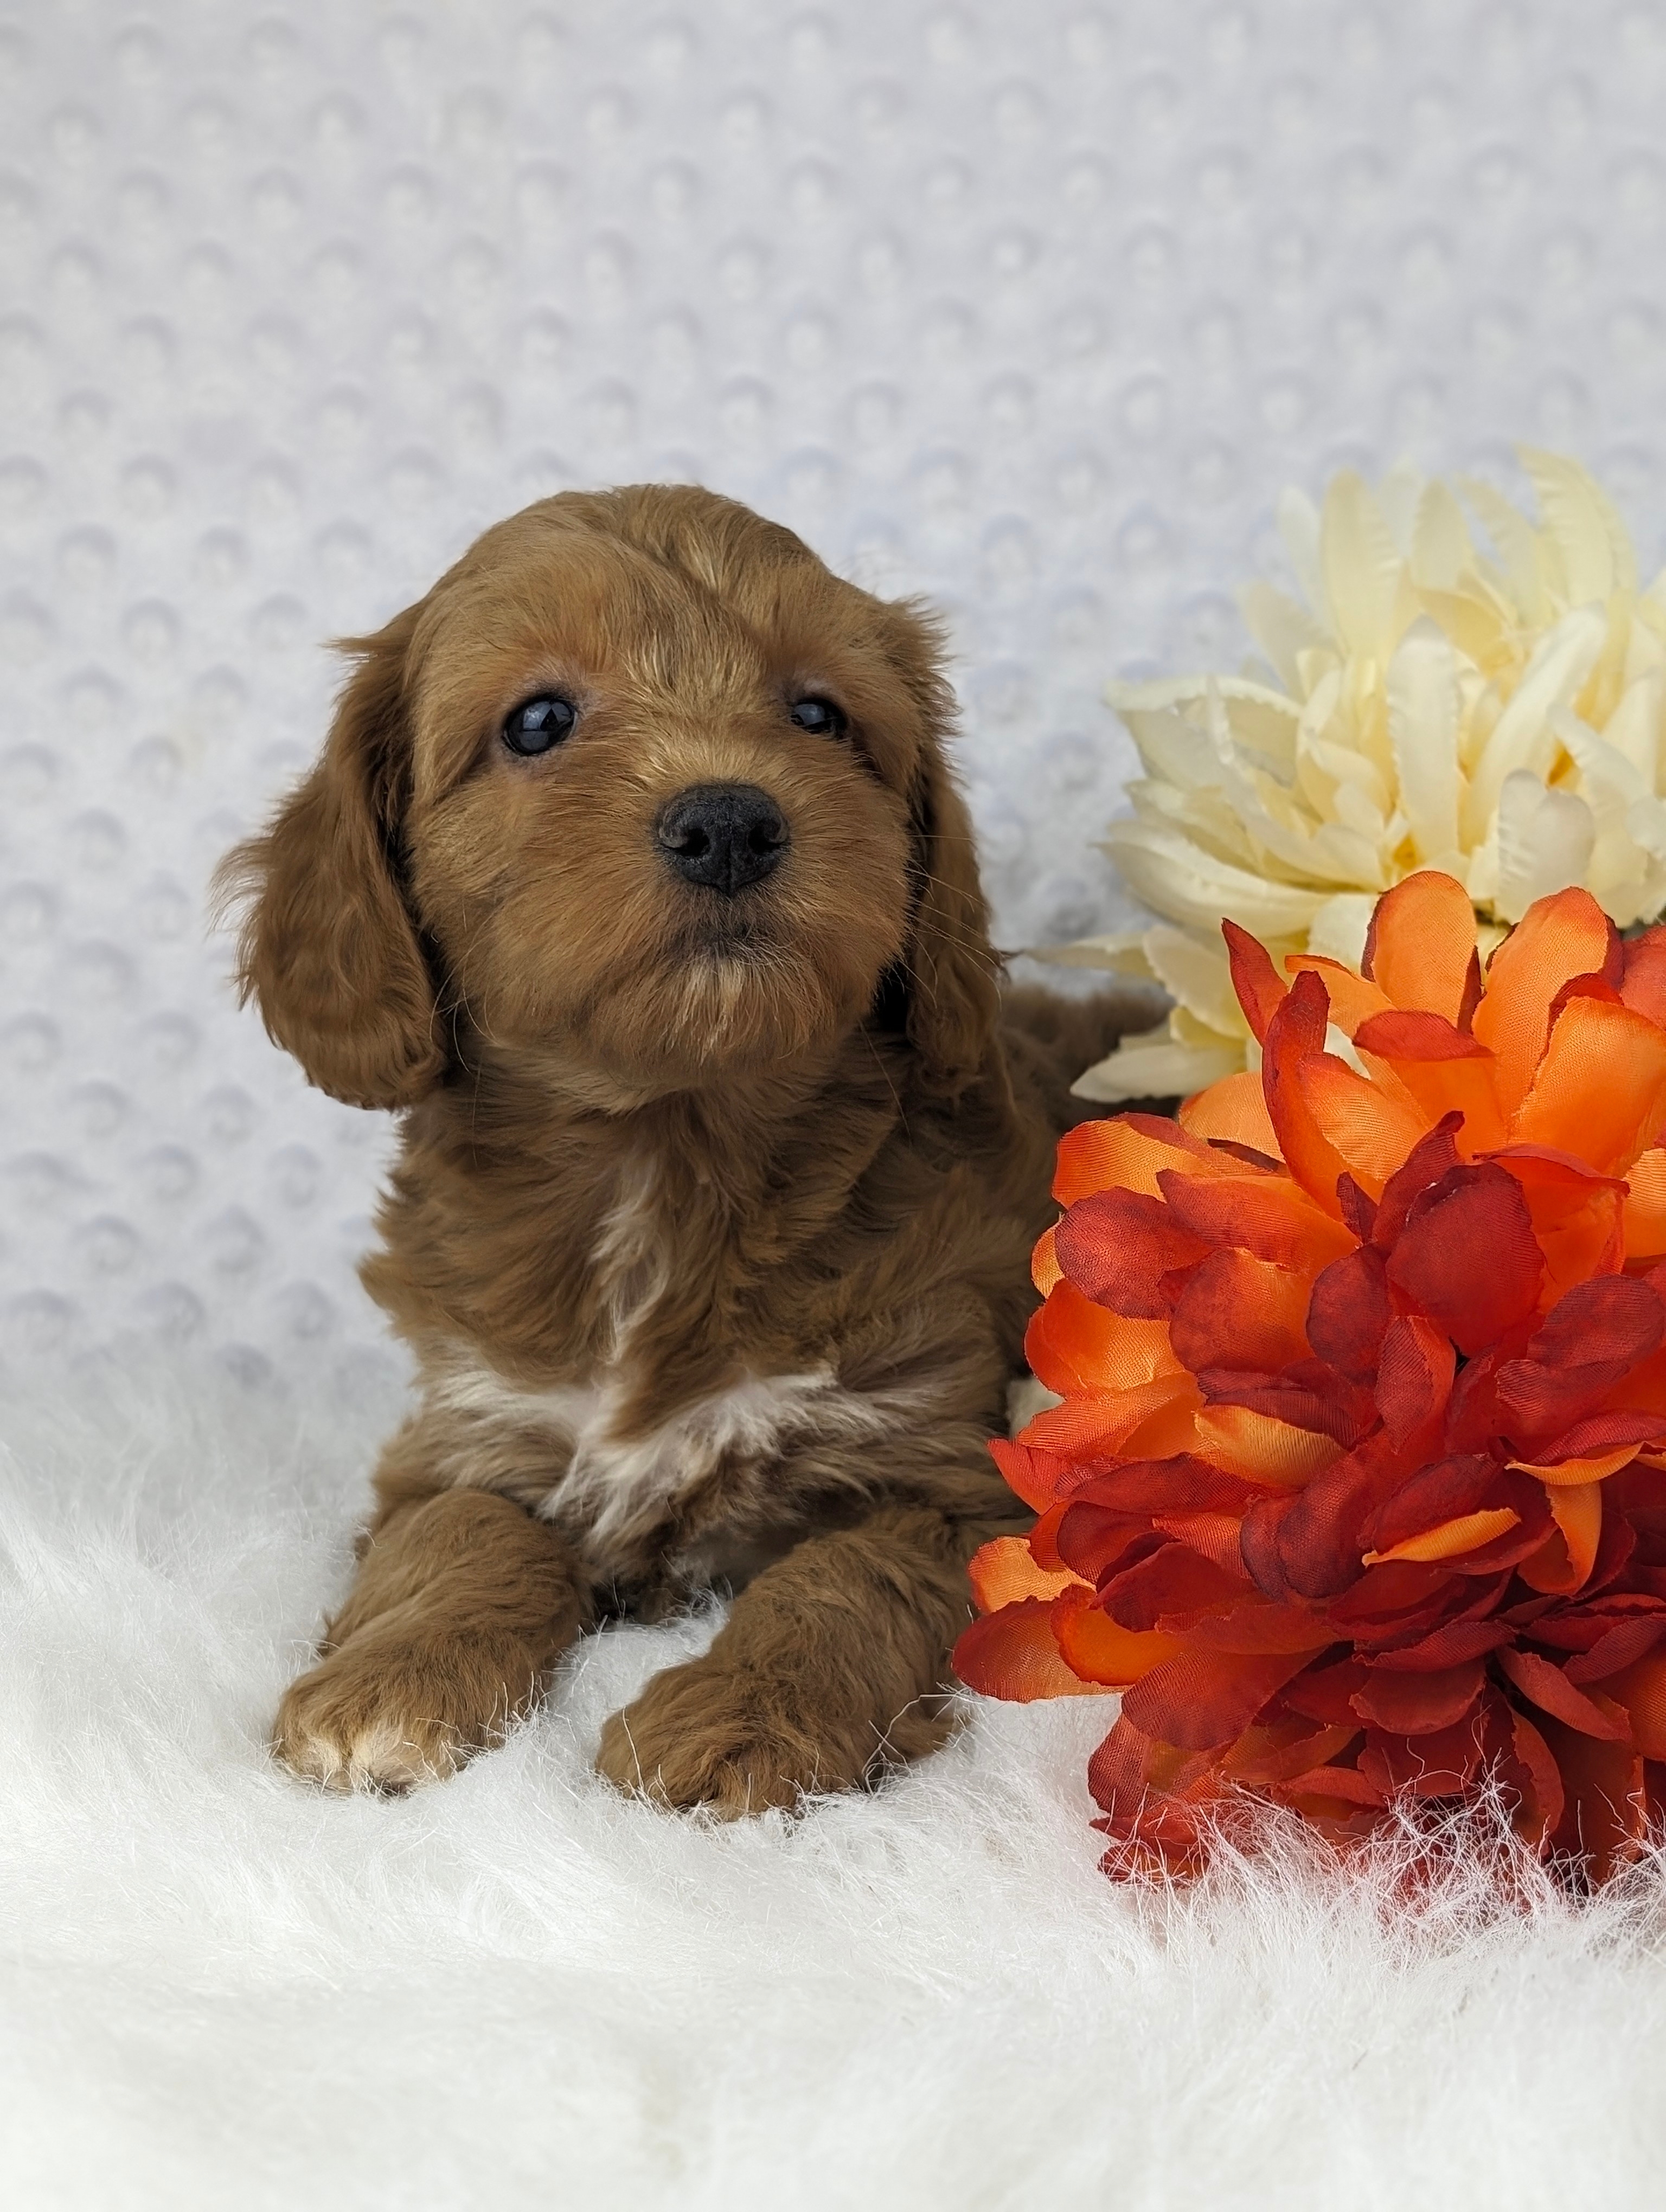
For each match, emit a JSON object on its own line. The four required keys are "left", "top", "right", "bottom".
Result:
{"left": 221, "top": 487, "right": 999, "bottom": 1109}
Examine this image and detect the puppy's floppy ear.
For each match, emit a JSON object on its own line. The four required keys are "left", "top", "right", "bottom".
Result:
{"left": 884, "top": 602, "right": 1002, "bottom": 1095}
{"left": 215, "top": 605, "right": 444, "bottom": 1110}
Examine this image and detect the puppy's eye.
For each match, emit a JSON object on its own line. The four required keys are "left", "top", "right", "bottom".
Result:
{"left": 788, "top": 697, "right": 846, "bottom": 738}
{"left": 503, "top": 693, "right": 577, "bottom": 756}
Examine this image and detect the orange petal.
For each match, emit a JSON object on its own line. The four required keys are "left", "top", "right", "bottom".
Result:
{"left": 1052, "top": 1583, "right": 1184, "bottom": 1687}
{"left": 1020, "top": 1374, "right": 1201, "bottom": 1458}
{"left": 988, "top": 1437, "right": 1068, "bottom": 1513}
{"left": 1509, "top": 996, "right": 1666, "bottom": 1175}
{"left": 1473, "top": 886, "right": 1619, "bottom": 1118}
{"left": 1355, "top": 1049, "right": 1508, "bottom": 1158}
{"left": 1508, "top": 1445, "right": 1643, "bottom": 1488}
{"left": 1517, "top": 1482, "right": 1603, "bottom": 1595}
{"left": 1194, "top": 1404, "right": 1345, "bottom": 1488}
{"left": 952, "top": 1598, "right": 1104, "bottom": 1701}
{"left": 1361, "top": 871, "right": 1480, "bottom": 1023}
{"left": 1295, "top": 1054, "right": 1433, "bottom": 1198}
{"left": 1362, "top": 1506, "right": 1521, "bottom": 1565}
{"left": 1624, "top": 1147, "right": 1666, "bottom": 1264}
{"left": 1025, "top": 1283, "right": 1182, "bottom": 1397}
{"left": 1158, "top": 1169, "right": 1356, "bottom": 1276}
{"left": 1032, "top": 1223, "right": 1061, "bottom": 1294}
{"left": 967, "top": 1535, "right": 1086, "bottom": 1612}
{"left": 1177, "top": 1069, "right": 1282, "bottom": 1156}
{"left": 1053, "top": 1115, "right": 1234, "bottom": 1205}
{"left": 1283, "top": 955, "right": 1395, "bottom": 1039}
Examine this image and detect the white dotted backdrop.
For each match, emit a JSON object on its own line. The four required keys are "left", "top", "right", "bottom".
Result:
{"left": 4, "top": 0, "right": 1666, "bottom": 1387}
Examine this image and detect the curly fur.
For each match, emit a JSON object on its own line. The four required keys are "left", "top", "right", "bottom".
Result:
{"left": 218, "top": 485, "right": 1144, "bottom": 1812}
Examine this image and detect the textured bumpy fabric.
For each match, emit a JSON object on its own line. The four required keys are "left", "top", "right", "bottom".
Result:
{"left": 5, "top": 0, "right": 1666, "bottom": 1382}
{"left": 6, "top": 6, "right": 1666, "bottom": 2202}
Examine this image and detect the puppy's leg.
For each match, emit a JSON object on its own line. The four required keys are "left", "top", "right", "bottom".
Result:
{"left": 595, "top": 1503, "right": 999, "bottom": 1816}
{"left": 275, "top": 1487, "right": 590, "bottom": 1793}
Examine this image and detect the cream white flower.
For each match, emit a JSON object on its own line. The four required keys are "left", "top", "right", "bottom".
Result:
{"left": 1061, "top": 450, "right": 1666, "bottom": 1102}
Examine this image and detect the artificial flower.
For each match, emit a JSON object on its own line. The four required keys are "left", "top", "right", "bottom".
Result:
{"left": 960, "top": 870, "right": 1666, "bottom": 1880}
{"left": 1061, "top": 452, "right": 1666, "bottom": 1103}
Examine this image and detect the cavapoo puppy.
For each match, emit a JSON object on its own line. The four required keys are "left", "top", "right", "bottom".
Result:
{"left": 223, "top": 485, "right": 1140, "bottom": 1812}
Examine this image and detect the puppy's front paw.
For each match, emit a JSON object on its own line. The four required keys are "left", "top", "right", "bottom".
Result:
{"left": 595, "top": 1654, "right": 950, "bottom": 1817}
{"left": 272, "top": 1628, "right": 524, "bottom": 1795}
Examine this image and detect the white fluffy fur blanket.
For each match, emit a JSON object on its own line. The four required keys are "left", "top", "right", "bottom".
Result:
{"left": 3, "top": 1360, "right": 1665, "bottom": 2209}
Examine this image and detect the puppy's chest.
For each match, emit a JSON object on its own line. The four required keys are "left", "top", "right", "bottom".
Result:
{"left": 422, "top": 1166, "right": 887, "bottom": 1564}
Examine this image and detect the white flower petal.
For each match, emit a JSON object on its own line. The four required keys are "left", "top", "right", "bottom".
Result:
{"left": 1103, "top": 820, "right": 1333, "bottom": 937}
{"left": 1277, "top": 486, "right": 1325, "bottom": 618}
{"left": 1375, "top": 463, "right": 1425, "bottom": 556}
{"left": 1140, "top": 926, "right": 1248, "bottom": 1038}
{"left": 1494, "top": 770, "right": 1597, "bottom": 923}
{"left": 1071, "top": 1027, "right": 1245, "bottom": 1104}
{"left": 1410, "top": 480, "right": 1475, "bottom": 591}
{"left": 1602, "top": 669, "right": 1665, "bottom": 787}
{"left": 1030, "top": 930, "right": 1156, "bottom": 974}
{"left": 1238, "top": 582, "right": 1330, "bottom": 698}
{"left": 1459, "top": 475, "right": 1550, "bottom": 625}
{"left": 1519, "top": 446, "right": 1634, "bottom": 603}
{"left": 1321, "top": 471, "right": 1416, "bottom": 663}
{"left": 1386, "top": 616, "right": 1462, "bottom": 863}
{"left": 1461, "top": 606, "right": 1608, "bottom": 847}
{"left": 1305, "top": 893, "right": 1378, "bottom": 969}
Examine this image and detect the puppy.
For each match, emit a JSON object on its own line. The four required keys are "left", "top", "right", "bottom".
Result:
{"left": 222, "top": 485, "right": 1140, "bottom": 1812}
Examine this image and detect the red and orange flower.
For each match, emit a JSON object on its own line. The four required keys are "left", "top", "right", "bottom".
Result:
{"left": 958, "top": 870, "right": 1666, "bottom": 1879}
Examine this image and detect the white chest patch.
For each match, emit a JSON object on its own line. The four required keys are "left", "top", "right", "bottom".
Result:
{"left": 425, "top": 1352, "right": 906, "bottom": 1550}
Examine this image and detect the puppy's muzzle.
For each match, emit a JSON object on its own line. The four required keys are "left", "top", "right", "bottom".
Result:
{"left": 655, "top": 783, "right": 789, "bottom": 895}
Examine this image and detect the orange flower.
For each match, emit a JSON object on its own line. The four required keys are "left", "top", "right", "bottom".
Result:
{"left": 958, "top": 872, "right": 1666, "bottom": 1880}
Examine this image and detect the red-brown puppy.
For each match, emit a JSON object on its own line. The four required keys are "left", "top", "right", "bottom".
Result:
{"left": 223, "top": 485, "right": 1139, "bottom": 1812}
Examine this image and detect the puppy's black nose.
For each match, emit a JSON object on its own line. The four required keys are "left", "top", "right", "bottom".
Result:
{"left": 655, "top": 782, "right": 790, "bottom": 894}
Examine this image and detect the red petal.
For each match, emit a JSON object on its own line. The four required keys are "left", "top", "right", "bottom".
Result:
{"left": 1500, "top": 1703, "right": 1566, "bottom": 1847}
{"left": 1496, "top": 1647, "right": 1632, "bottom": 1739}
{"left": 1537, "top": 1716, "right": 1647, "bottom": 1878}
{"left": 1564, "top": 1615, "right": 1666, "bottom": 1685}
{"left": 1304, "top": 1244, "right": 1392, "bottom": 1380}
{"left": 1370, "top": 1113, "right": 1465, "bottom": 1250}
{"left": 1275, "top": 1435, "right": 1407, "bottom": 1599}
{"left": 1223, "top": 918, "right": 1288, "bottom": 1044}
{"left": 1283, "top": 1656, "right": 1369, "bottom": 1725}
{"left": 1621, "top": 927, "right": 1666, "bottom": 1028}
{"left": 1167, "top": 1249, "right": 1312, "bottom": 1375}
{"left": 1375, "top": 1313, "right": 1457, "bottom": 1446}
{"left": 1533, "top": 1411, "right": 1666, "bottom": 1463}
{"left": 1354, "top": 1008, "right": 1492, "bottom": 1060}
{"left": 1102, "top": 1541, "right": 1247, "bottom": 1631}
{"left": 1494, "top": 1275, "right": 1666, "bottom": 1440}
{"left": 1384, "top": 1162, "right": 1545, "bottom": 1355}
{"left": 1368, "top": 1619, "right": 1513, "bottom": 1671}
{"left": 1054, "top": 1507, "right": 1152, "bottom": 1585}
{"left": 1055, "top": 1188, "right": 1210, "bottom": 1317}
{"left": 1121, "top": 1647, "right": 1315, "bottom": 1752}
{"left": 1064, "top": 1454, "right": 1254, "bottom": 1515}
{"left": 1350, "top": 1658, "right": 1487, "bottom": 1734}
{"left": 1357, "top": 1712, "right": 1488, "bottom": 1798}
{"left": 1261, "top": 969, "right": 1352, "bottom": 1219}
{"left": 1360, "top": 1454, "right": 1501, "bottom": 1557}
